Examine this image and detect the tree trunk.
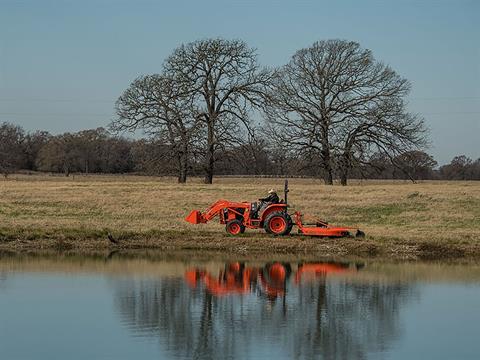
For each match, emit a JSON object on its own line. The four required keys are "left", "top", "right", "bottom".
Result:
{"left": 204, "top": 154, "right": 214, "bottom": 184}
{"left": 177, "top": 155, "right": 187, "bottom": 183}
{"left": 321, "top": 127, "right": 333, "bottom": 185}
{"left": 204, "top": 123, "right": 215, "bottom": 184}
{"left": 323, "top": 169, "right": 333, "bottom": 185}
{"left": 178, "top": 168, "right": 187, "bottom": 183}
{"left": 322, "top": 150, "right": 334, "bottom": 185}
{"left": 340, "top": 152, "right": 350, "bottom": 186}
{"left": 63, "top": 162, "right": 70, "bottom": 177}
{"left": 177, "top": 143, "right": 188, "bottom": 184}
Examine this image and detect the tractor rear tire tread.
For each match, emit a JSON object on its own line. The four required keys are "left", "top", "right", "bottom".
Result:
{"left": 264, "top": 211, "right": 292, "bottom": 236}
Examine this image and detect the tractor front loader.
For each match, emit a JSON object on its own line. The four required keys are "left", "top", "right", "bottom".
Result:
{"left": 186, "top": 198, "right": 293, "bottom": 236}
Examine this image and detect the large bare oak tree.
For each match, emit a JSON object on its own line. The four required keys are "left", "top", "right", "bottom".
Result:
{"left": 164, "top": 38, "right": 272, "bottom": 183}
{"left": 112, "top": 74, "right": 199, "bottom": 183}
{"left": 264, "top": 39, "right": 427, "bottom": 185}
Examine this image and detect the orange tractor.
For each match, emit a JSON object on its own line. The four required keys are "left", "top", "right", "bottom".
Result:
{"left": 185, "top": 180, "right": 364, "bottom": 238}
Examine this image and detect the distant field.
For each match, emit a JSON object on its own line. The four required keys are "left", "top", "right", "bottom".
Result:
{"left": 1, "top": 174, "right": 479, "bottom": 259}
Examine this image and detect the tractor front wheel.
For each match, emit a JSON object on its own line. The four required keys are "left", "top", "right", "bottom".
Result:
{"left": 226, "top": 219, "right": 245, "bottom": 235}
{"left": 264, "top": 212, "right": 292, "bottom": 236}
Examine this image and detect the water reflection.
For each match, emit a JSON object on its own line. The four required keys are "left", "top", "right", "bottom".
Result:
{"left": 0, "top": 271, "right": 6, "bottom": 290}
{"left": 113, "top": 261, "right": 415, "bottom": 359}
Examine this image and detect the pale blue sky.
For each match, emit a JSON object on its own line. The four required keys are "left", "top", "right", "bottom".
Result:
{"left": 0, "top": 0, "right": 478, "bottom": 164}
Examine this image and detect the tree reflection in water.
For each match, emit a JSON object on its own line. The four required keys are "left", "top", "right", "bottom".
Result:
{"left": 113, "top": 262, "right": 415, "bottom": 359}
{"left": 0, "top": 271, "right": 7, "bottom": 291}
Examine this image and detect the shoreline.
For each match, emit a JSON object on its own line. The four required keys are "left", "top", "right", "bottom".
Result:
{"left": 1, "top": 229, "right": 478, "bottom": 261}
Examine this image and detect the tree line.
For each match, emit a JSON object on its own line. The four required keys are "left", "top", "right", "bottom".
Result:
{"left": 1, "top": 38, "right": 477, "bottom": 183}
{"left": 1, "top": 122, "right": 479, "bottom": 181}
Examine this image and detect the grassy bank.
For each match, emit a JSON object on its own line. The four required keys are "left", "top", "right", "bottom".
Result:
{"left": 1, "top": 175, "right": 479, "bottom": 259}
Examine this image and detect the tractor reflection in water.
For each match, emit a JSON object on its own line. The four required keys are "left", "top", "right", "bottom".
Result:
{"left": 185, "top": 261, "right": 363, "bottom": 301}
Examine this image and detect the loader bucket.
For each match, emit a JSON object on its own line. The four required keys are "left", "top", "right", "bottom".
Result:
{"left": 185, "top": 210, "right": 204, "bottom": 224}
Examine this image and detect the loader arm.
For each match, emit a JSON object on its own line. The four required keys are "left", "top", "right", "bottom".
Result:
{"left": 185, "top": 199, "right": 249, "bottom": 224}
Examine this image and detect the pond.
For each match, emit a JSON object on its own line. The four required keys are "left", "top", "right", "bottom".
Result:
{"left": 1, "top": 253, "right": 479, "bottom": 360}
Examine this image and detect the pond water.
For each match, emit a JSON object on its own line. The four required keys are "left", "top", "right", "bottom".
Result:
{"left": 1, "top": 253, "right": 480, "bottom": 360}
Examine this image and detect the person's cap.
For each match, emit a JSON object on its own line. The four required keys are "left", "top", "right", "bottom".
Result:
{"left": 268, "top": 189, "right": 276, "bottom": 194}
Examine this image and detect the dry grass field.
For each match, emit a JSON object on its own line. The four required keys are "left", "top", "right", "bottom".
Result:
{"left": 1, "top": 174, "right": 479, "bottom": 259}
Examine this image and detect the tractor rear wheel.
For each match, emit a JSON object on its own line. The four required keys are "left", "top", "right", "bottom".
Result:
{"left": 264, "top": 212, "right": 292, "bottom": 236}
{"left": 226, "top": 219, "right": 245, "bottom": 235}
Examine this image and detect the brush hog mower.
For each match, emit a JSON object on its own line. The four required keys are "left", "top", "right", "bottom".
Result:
{"left": 185, "top": 180, "right": 365, "bottom": 238}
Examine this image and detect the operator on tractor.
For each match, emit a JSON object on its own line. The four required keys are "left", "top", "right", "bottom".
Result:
{"left": 257, "top": 189, "right": 280, "bottom": 215}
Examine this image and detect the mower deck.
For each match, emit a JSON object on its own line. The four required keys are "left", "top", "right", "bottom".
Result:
{"left": 293, "top": 212, "right": 364, "bottom": 238}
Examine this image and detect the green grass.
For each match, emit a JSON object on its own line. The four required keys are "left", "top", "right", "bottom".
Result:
{"left": 343, "top": 201, "right": 428, "bottom": 225}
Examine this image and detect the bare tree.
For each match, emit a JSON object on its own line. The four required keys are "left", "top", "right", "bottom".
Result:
{"left": 0, "top": 122, "right": 26, "bottom": 177}
{"left": 164, "top": 38, "right": 272, "bottom": 183}
{"left": 215, "top": 132, "right": 273, "bottom": 175}
{"left": 392, "top": 150, "right": 437, "bottom": 181}
{"left": 130, "top": 138, "right": 180, "bottom": 175}
{"left": 36, "top": 133, "right": 82, "bottom": 176}
{"left": 23, "top": 130, "right": 51, "bottom": 171}
{"left": 100, "top": 136, "right": 134, "bottom": 173}
{"left": 74, "top": 128, "right": 109, "bottom": 174}
{"left": 112, "top": 74, "right": 199, "bottom": 183}
{"left": 264, "top": 40, "right": 427, "bottom": 185}
{"left": 439, "top": 155, "right": 480, "bottom": 180}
